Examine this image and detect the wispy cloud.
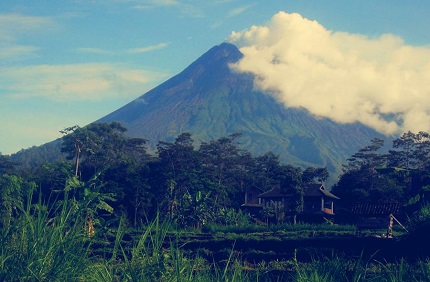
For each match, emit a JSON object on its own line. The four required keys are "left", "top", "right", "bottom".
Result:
{"left": 0, "top": 13, "right": 54, "bottom": 42}
{"left": 0, "top": 63, "right": 168, "bottom": 102}
{"left": 74, "top": 43, "right": 169, "bottom": 55}
{"left": 131, "top": 0, "right": 204, "bottom": 17}
{"left": 74, "top": 47, "right": 115, "bottom": 55}
{"left": 127, "top": 0, "right": 179, "bottom": 10}
{"left": 229, "top": 11, "right": 430, "bottom": 135}
{"left": 211, "top": 2, "right": 256, "bottom": 29}
{"left": 127, "top": 43, "right": 169, "bottom": 54}
{"left": 0, "top": 13, "right": 55, "bottom": 61}
{"left": 227, "top": 3, "right": 256, "bottom": 18}
{"left": 0, "top": 45, "right": 39, "bottom": 60}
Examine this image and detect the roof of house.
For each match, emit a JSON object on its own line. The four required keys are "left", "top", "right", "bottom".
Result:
{"left": 257, "top": 184, "right": 340, "bottom": 200}
{"left": 245, "top": 186, "right": 264, "bottom": 193}
{"left": 352, "top": 203, "right": 401, "bottom": 215}
{"left": 258, "top": 186, "right": 292, "bottom": 198}
{"left": 304, "top": 184, "right": 340, "bottom": 200}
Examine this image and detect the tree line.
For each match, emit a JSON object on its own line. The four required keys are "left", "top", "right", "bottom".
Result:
{"left": 1, "top": 123, "right": 429, "bottom": 231}
{"left": 0, "top": 122, "right": 329, "bottom": 230}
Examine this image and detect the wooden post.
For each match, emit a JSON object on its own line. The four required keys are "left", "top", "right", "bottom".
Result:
{"left": 386, "top": 214, "right": 394, "bottom": 238}
{"left": 321, "top": 197, "right": 324, "bottom": 212}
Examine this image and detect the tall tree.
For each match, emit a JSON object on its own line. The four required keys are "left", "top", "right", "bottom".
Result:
{"left": 344, "top": 138, "right": 386, "bottom": 172}
{"left": 414, "top": 131, "right": 430, "bottom": 171}
{"left": 60, "top": 125, "right": 95, "bottom": 178}
{"left": 61, "top": 122, "right": 151, "bottom": 226}
{"left": 387, "top": 131, "right": 430, "bottom": 202}
{"left": 388, "top": 131, "right": 419, "bottom": 170}
{"left": 61, "top": 122, "right": 147, "bottom": 179}
{"left": 154, "top": 133, "right": 205, "bottom": 223}
{"left": 199, "top": 133, "right": 252, "bottom": 208}
{"left": 279, "top": 165, "right": 304, "bottom": 224}
{"left": 249, "top": 152, "right": 284, "bottom": 191}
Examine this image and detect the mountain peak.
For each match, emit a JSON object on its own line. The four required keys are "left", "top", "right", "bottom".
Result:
{"left": 193, "top": 42, "right": 243, "bottom": 65}
{"left": 177, "top": 42, "right": 243, "bottom": 81}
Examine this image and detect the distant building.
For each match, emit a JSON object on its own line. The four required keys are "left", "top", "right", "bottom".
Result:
{"left": 242, "top": 183, "right": 340, "bottom": 216}
{"left": 352, "top": 203, "right": 402, "bottom": 237}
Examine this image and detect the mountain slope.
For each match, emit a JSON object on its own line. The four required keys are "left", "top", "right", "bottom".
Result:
{"left": 100, "top": 43, "right": 385, "bottom": 174}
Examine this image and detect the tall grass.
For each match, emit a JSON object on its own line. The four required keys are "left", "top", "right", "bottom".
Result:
{"left": 88, "top": 216, "right": 259, "bottom": 282}
{"left": 0, "top": 192, "right": 92, "bottom": 281}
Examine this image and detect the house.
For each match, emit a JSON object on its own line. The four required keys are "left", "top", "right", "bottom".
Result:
{"left": 241, "top": 187, "right": 264, "bottom": 216}
{"left": 302, "top": 184, "right": 340, "bottom": 215}
{"left": 241, "top": 183, "right": 340, "bottom": 216}
{"left": 243, "top": 186, "right": 263, "bottom": 206}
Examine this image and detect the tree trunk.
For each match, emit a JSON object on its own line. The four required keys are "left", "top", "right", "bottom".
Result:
{"left": 74, "top": 146, "right": 81, "bottom": 178}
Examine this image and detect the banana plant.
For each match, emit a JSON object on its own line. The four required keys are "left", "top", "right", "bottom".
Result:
{"left": 65, "top": 172, "right": 115, "bottom": 236}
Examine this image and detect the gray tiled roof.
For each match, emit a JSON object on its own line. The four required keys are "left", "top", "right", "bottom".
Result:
{"left": 352, "top": 203, "right": 401, "bottom": 215}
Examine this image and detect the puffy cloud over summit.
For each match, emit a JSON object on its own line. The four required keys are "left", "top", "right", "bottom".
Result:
{"left": 229, "top": 12, "right": 430, "bottom": 135}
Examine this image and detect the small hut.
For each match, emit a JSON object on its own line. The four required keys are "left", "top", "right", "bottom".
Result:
{"left": 352, "top": 203, "right": 403, "bottom": 237}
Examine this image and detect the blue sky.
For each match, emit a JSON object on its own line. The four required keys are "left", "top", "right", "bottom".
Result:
{"left": 1, "top": 1, "right": 430, "bottom": 154}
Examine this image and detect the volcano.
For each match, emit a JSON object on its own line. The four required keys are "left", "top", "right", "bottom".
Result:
{"left": 99, "top": 42, "right": 384, "bottom": 174}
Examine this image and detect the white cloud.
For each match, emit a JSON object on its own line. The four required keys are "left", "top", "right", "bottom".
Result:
{"left": 0, "top": 13, "right": 54, "bottom": 42}
{"left": 229, "top": 12, "right": 430, "bottom": 135}
{"left": 0, "top": 63, "right": 168, "bottom": 102}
